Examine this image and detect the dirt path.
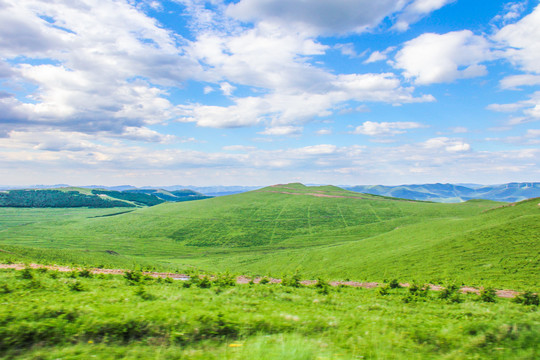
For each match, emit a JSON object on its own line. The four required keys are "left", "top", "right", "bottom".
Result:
{"left": 0, "top": 263, "right": 524, "bottom": 298}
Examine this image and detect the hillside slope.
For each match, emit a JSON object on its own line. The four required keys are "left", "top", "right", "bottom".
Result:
{"left": 0, "top": 184, "right": 537, "bottom": 289}
{"left": 192, "top": 197, "right": 540, "bottom": 289}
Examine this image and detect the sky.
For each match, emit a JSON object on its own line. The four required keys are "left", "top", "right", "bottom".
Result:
{"left": 0, "top": 0, "right": 539, "bottom": 187}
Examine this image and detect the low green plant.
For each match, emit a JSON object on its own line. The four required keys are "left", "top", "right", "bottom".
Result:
{"left": 513, "top": 291, "right": 539, "bottom": 306}
{"left": 315, "top": 277, "right": 331, "bottom": 295}
{"left": 124, "top": 270, "right": 142, "bottom": 284}
{"left": 282, "top": 271, "right": 302, "bottom": 288}
{"left": 134, "top": 286, "right": 156, "bottom": 300}
{"left": 197, "top": 276, "right": 212, "bottom": 289}
{"left": 78, "top": 269, "right": 92, "bottom": 278}
{"left": 214, "top": 271, "right": 236, "bottom": 288}
{"left": 389, "top": 279, "right": 401, "bottom": 289}
{"left": 378, "top": 285, "right": 390, "bottom": 296}
{"left": 479, "top": 288, "right": 497, "bottom": 303}
{"left": 19, "top": 267, "right": 33, "bottom": 280}
{"left": 68, "top": 280, "right": 85, "bottom": 292}
{"left": 259, "top": 277, "right": 270, "bottom": 285}
{"left": 0, "top": 283, "right": 11, "bottom": 294}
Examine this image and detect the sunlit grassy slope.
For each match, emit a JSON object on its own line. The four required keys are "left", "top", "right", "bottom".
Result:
{"left": 0, "top": 184, "right": 538, "bottom": 289}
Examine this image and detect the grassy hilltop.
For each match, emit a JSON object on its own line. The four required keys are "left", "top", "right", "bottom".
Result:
{"left": 0, "top": 183, "right": 538, "bottom": 290}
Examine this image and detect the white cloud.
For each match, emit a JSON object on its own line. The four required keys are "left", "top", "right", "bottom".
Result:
{"left": 494, "top": 4, "right": 540, "bottom": 74}
{"left": 487, "top": 91, "right": 540, "bottom": 121}
{"left": 423, "top": 137, "right": 471, "bottom": 152}
{"left": 222, "top": 145, "right": 257, "bottom": 152}
{"left": 219, "top": 82, "right": 236, "bottom": 96}
{"left": 178, "top": 74, "right": 434, "bottom": 129}
{"left": 451, "top": 127, "right": 468, "bottom": 133}
{"left": 364, "top": 51, "right": 387, "bottom": 64}
{"left": 394, "top": 0, "right": 456, "bottom": 31}
{"left": 500, "top": 74, "right": 540, "bottom": 89}
{"left": 0, "top": 0, "right": 198, "bottom": 138}
{"left": 226, "top": 0, "right": 406, "bottom": 35}
{"left": 395, "top": 30, "right": 492, "bottom": 85}
{"left": 335, "top": 43, "right": 359, "bottom": 58}
{"left": 259, "top": 126, "right": 303, "bottom": 136}
{"left": 316, "top": 128, "right": 332, "bottom": 135}
{"left": 352, "top": 121, "right": 424, "bottom": 136}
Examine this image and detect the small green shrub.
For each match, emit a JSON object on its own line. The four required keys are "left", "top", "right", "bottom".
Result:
{"left": 37, "top": 267, "right": 48, "bottom": 274}
{"left": 198, "top": 276, "right": 212, "bottom": 289}
{"left": 0, "top": 283, "right": 11, "bottom": 294}
{"left": 78, "top": 269, "right": 92, "bottom": 278}
{"left": 124, "top": 270, "right": 142, "bottom": 284}
{"left": 513, "top": 291, "right": 539, "bottom": 306}
{"left": 315, "top": 277, "right": 331, "bottom": 295}
{"left": 389, "top": 279, "right": 401, "bottom": 289}
{"left": 68, "top": 281, "right": 85, "bottom": 292}
{"left": 259, "top": 277, "right": 270, "bottom": 285}
{"left": 134, "top": 286, "right": 156, "bottom": 300}
{"left": 214, "top": 271, "right": 236, "bottom": 288}
{"left": 282, "top": 271, "right": 302, "bottom": 288}
{"left": 479, "top": 288, "right": 497, "bottom": 303}
{"left": 378, "top": 285, "right": 390, "bottom": 296}
{"left": 48, "top": 271, "right": 59, "bottom": 279}
{"left": 20, "top": 267, "right": 34, "bottom": 280}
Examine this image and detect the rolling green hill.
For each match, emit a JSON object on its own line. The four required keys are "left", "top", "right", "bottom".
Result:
{"left": 124, "top": 188, "right": 213, "bottom": 202}
{"left": 0, "top": 183, "right": 538, "bottom": 289}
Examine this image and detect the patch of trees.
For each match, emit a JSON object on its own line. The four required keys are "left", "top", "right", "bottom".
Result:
{"left": 0, "top": 190, "right": 135, "bottom": 208}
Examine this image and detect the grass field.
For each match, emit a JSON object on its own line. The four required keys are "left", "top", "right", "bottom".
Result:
{"left": 0, "top": 267, "right": 538, "bottom": 359}
{"left": 0, "top": 184, "right": 539, "bottom": 358}
{"left": 0, "top": 184, "right": 538, "bottom": 290}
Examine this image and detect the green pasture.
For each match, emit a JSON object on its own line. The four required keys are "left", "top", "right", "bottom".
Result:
{"left": 0, "top": 268, "right": 538, "bottom": 359}
{"left": 0, "top": 184, "right": 538, "bottom": 290}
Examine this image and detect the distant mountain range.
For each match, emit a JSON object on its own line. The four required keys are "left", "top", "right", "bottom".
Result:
{"left": 343, "top": 182, "right": 539, "bottom": 203}
{"left": 0, "top": 182, "right": 538, "bottom": 205}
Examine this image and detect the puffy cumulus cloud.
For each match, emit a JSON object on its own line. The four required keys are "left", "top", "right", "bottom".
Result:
{"left": 423, "top": 137, "right": 471, "bottom": 152}
{"left": 178, "top": 74, "right": 433, "bottom": 129}
{"left": 0, "top": 0, "right": 199, "bottom": 138}
{"left": 494, "top": 3, "right": 540, "bottom": 74}
{"left": 188, "top": 26, "right": 330, "bottom": 91}
{"left": 394, "top": 0, "right": 456, "bottom": 31}
{"left": 226, "top": 0, "right": 407, "bottom": 35}
{"left": 352, "top": 121, "right": 424, "bottom": 136}
{"left": 395, "top": 30, "right": 492, "bottom": 85}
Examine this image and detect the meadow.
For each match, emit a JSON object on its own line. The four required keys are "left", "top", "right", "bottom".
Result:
{"left": 0, "top": 184, "right": 538, "bottom": 290}
{"left": 0, "top": 267, "right": 538, "bottom": 359}
{"left": 0, "top": 184, "right": 539, "bottom": 358}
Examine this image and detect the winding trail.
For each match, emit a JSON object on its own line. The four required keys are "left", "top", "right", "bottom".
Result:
{"left": 0, "top": 263, "right": 524, "bottom": 298}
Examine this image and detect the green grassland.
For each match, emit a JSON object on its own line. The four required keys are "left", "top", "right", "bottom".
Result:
{"left": 0, "top": 184, "right": 538, "bottom": 291}
{"left": 0, "top": 268, "right": 538, "bottom": 359}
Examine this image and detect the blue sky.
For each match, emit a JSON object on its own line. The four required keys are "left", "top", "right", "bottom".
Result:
{"left": 0, "top": 0, "right": 539, "bottom": 186}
